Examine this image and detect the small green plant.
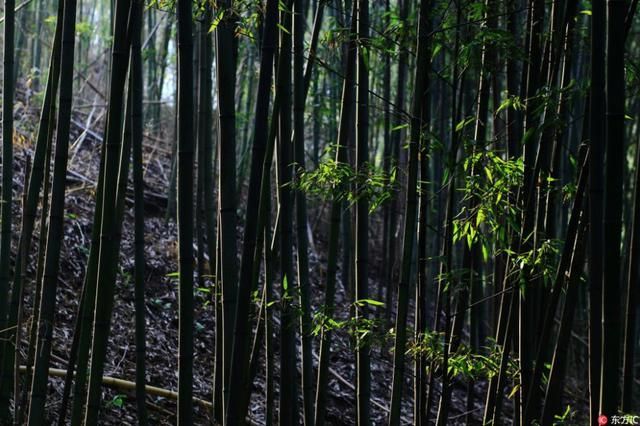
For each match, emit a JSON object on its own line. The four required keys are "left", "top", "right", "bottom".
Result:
{"left": 107, "top": 394, "right": 126, "bottom": 409}
{"left": 152, "top": 298, "right": 171, "bottom": 310}
{"left": 553, "top": 405, "right": 575, "bottom": 425}
{"left": 310, "top": 299, "right": 387, "bottom": 348}
{"left": 195, "top": 286, "right": 212, "bottom": 306}
{"left": 408, "top": 334, "right": 514, "bottom": 382}
{"left": 311, "top": 309, "right": 344, "bottom": 336}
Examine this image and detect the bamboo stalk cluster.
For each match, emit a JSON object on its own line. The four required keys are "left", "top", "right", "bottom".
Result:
{"left": 0, "top": 0, "right": 638, "bottom": 424}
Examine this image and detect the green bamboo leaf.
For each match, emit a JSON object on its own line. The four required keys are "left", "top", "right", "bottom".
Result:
{"left": 356, "top": 298, "right": 384, "bottom": 307}
{"left": 209, "top": 10, "right": 224, "bottom": 33}
{"left": 391, "top": 123, "right": 409, "bottom": 132}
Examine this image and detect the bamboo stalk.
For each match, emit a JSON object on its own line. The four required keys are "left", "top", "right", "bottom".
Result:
{"left": 18, "top": 366, "right": 213, "bottom": 410}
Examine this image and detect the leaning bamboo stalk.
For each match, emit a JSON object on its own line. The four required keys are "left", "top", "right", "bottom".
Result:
{"left": 1, "top": 0, "right": 63, "bottom": 418}
{"left": 540, "top": 211, "right": 588, "bottom": 424}
{"left": 83, "top": 0, "right": 137, "bottom": 422}
{"left": 13, "top": 158, "right": 31, "bottom": 424}
{"left": 524, "top": 145, "right": 589, "bottom": 420}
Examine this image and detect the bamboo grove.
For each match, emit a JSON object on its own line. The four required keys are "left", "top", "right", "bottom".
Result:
{"left": 0, "top": 0, "right": 639, "bottom": 423}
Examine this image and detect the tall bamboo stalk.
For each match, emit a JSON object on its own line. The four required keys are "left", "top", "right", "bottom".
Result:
{"left": 225, "top": 0, "right": 278, "bottom": 422}
{"left": 26, "top": 0, "right": 78, "bottom": 421}
{"left": 0, "top": 0, "right": 62, "bottom": 417}
{"left": 293, "top": 0, "right": 315, "bottom": 422}
{"left": 389, "top": 0, "right": 431, "bottom": 422}
{"left": 277, "top": 3, "right": 298, "bottom": 424}
{"left": 0, "top": 0, "right": 16, "bottom": 416}
{"left": 214, "top": 1, "right": 238, "bottom": 413}
{"left": 175, "top": 0, "right": 195, "bottom": 421}
{"left": 313, "top": 4, "right": 358, "bottom": 424}
{"left": 589, "top": 0, "right": 605, "bottom": 420}
{"left": 355, "top": 0, "right": 371, "bottom": 423}
{"left": 600, "top": 0, "right": 626, "bottom": 414}
{"left": 130, "top": 0, "right": 147, "bottom": 421}
{"left": 82, "top": 0, "right": 135, "bottom": 422}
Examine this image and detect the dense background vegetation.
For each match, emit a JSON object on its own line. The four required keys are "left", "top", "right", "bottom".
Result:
{"left": 0, "top": 0, "right": 638, "bottom": 424}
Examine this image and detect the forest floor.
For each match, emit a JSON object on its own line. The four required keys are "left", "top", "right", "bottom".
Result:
{"left": 8, "top": 85, "right": 588, "bottom": 425}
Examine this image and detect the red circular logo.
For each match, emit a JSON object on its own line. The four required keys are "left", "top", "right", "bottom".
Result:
{"left": 598, "top": 415, "right": 609, "bottom": 425}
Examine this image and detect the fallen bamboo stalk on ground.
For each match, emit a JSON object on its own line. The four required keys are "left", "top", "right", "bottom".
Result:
{"left": 17, "top": 366, "right": 212, "bottom": 410}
